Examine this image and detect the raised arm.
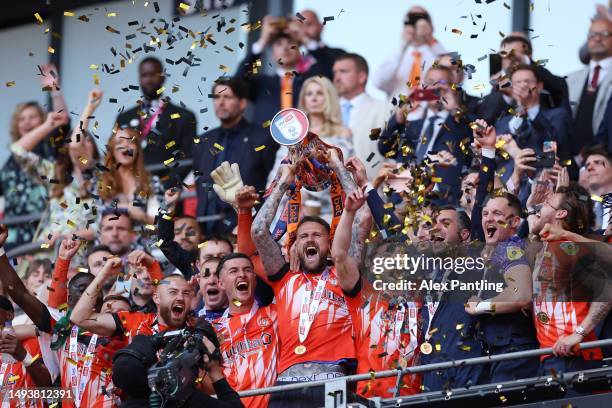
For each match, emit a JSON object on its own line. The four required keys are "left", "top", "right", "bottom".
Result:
{"left": 471, "top": 119, "right": 498, "bottom": 242}
{"left": 41, "top": 63, "right": 68, "bottom": 115}
{"left": 0, "top": 226, "right": 51, "bottom": 332}
{"left": 235, "top": 185, "right": 259, "bottom": 256}
{"left": 251, "top": 165, "right": 295, "bottom": 277}
{"left": 331, "top": 187, "right": 370, "bottom": 292}
{"left": 48, "top": 239, "right": 81, "bottom": 309}
{"left": 70, "top": 89, "right": 103, "bottom": 149}
{"left": 70, "top": 257, "right": 121, "bottom": 337}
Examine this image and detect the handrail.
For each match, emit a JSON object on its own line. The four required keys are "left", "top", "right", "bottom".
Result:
{"left": 237, "top": 338, "right": 612, "bottom": 397}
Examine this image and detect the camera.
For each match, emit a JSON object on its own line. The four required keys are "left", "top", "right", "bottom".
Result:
{"left": 147, "top": 318, "right": 221, "bottom": 407}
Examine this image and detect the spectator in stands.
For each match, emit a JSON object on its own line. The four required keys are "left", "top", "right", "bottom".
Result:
{"left": 378, "top": 65, "right": 471, "bottom": 203}
{"left": 99, "top": 210, "right": 137, "bottom": 258}
{"left": 495, "top": 65, "right": 571, "bottom": 197}
{"left": 268, "top": 76, "right": 354, "bottom": 219}
{"left": 287, "top": 9, "right": 346, "bottom": 79}
{"left": 479, "top": 34, "right": 569, "bottom": 125}
{"left": 437, "top": 53, "right": 481, "bottom": 115}
{"left": 583, "top": 145, "right": 612, "bottom": 230}
{"left": 101, "top": 294, "right": 131, "bottom": 314}
{"left": 23, "top": 258, "right": 52, "bottom": 297}
{"left": 10, "top": 90, "right": 101, "bottom": 257}
{"left": 86, "top": 244, "right": 113, "bottom": 277}
{"left": 97, "top": 127, "right": 164, "bottom": 226}
{"left": 0, "top": 65, "right": 69, "bottom": 251}
{"left": 372, "top": 6, "right": 445, "bottom": 99}
{"left": 567, "top": 17, "right": 612, "bottom": 163}
{"left": 595, "top": 95, "right": 612, "bottom": 152}
{"left": 124, "top": 259, "right": 156, "bottom": 313}
{"left": 236, "top": 15, "right": 335, "bottom": 126}
{"left": 116, "top": 57, "right": 196, "bottom": 182}
{"left": 333, "top": 53, "right": 390, "bottom": 179}
{"left": 194, "top": 77, "right": 276, "bottom": 235}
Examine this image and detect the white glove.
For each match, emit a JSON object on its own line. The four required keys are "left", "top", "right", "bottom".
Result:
{"left": 211, "top": 161, "right": 244, "bottom": 205}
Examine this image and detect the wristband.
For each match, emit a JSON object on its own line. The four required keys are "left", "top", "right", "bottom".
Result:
{"left": 481, "top": 147, "right": 496, "bottom": 159}
{"left": 0, "top": 247, "right": 4, "bottom": 257}
{"left": 364, "top": 182, "right": 375, "bottom": 194}
{"left": 475, "top": 301, "right": 493, "bottom": 314}
{"left": 22, "top": 352, "right": 34, "bottom": 368}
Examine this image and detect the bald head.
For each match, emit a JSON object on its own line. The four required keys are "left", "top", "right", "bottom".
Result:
{"left": 300, "top": 9, "right": 323, "bottom": 42}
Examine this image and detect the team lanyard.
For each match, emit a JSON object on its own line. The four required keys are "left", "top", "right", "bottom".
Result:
{"left": 220, "top": 302, "right": 260, "bottom": 358}
{"left": 68, "top": 326, "right": 98, "bottom": 407}
{"left": 140, "top": 101, "right": 165, "bottom": 138}
{"left": 0, "top": 361, "right": 8, "bottom": 387}
{"left": 298, "top": 269, "right": 329, "bottom": 344}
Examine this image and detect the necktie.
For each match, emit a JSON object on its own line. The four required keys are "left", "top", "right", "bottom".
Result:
{"left": 590, "top": 64, "right": 601, "bottom": 91}
{"left": 341, "top": 101, "right": 353, "bottom": 127}
{"left": 281, "top": 73, "right": 293, "bottom": 110}
{"left": 415, "top": 115, "right": 439, "bottom": 163}
{"left": 408, "top": 50, "right": 422, "bottom": 89}
{"left": 515, "top": 116, "right": 533, "bottom": 147}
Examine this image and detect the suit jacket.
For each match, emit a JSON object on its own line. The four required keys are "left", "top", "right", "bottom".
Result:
{"left": 595, "top": 94, "right": 612, "bottom": 153}
{"left": 378, "top": 110, "right": 473, "bottom": 203}
{"left": 307, "top": 45, "right": 346, "bottom": 79}
{"left": 350, "top": 93, "right": 391, "bottom": 179}
{"left": 235, "top": 50, "right": 335, "bottom": 126}
{"left": 495, "top": 106, "right": 571, "bottom": 187}
{"left": 194, "top": 118, "right": 277, "bottom": 234}
{"left": 116, "top": 99, "right": 196, "bottom": 182}
{"left": 567, "top": 66, "right": 612, "bottom": 134}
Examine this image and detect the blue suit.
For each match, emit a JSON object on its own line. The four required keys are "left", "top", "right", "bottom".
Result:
{"left": 379, "top": 112, "right": 473, "bottom": 204}
{"left": 594, "top": 95, "right": 612, "bottom": 154}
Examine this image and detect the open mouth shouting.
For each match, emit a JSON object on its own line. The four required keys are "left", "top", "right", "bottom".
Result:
{"left": 170, "top": 302, "right": 185, "bottom": 319}
{"left": 485, "top": 224, "right": 498, "bottom": 239}
{"left": 235, "top": 280, "right": 249, "bottom": 295}
{"left": 303, "top": 243, "right": 320, "bottom": 262}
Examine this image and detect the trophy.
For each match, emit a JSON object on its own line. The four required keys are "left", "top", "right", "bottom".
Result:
{"left": 269, "top": 109, "right": 345, "bottom": 246}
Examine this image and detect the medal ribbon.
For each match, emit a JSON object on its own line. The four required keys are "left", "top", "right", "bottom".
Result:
{"left": 0, "top": 361, "right": 8, "bottom": 387}
{"left": 298, "top": 269, "right": 329, "bottom": 343}
{"left": 220, "top": 302, "right": 260, "bottom": 361}
{"left": 68, "top": 326, "right": 99, "bottom": 407}
{"left": 140, "top": 101, "right": 165, "bottom": 137}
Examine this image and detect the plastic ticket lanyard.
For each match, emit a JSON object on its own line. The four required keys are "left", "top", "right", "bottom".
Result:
{"left": 0, "top": 361, "right": 8, "bottom": 387}
{"left": 68, "top": 326, "right": 98, "bottom": 407}
{"left": 298, "top": 269, "right": 330, "bottom": 344}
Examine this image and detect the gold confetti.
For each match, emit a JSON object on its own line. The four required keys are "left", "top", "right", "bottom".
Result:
{"left": 232, "top": 299, "right": 242, "bottom": 307}
{"left": 162, "top": 214, "right": 173, "bottom": 221}
{"left": 255, "top": 145, "right": 266, "bottom": 152}
{"left": 431, "top": 177, "right": 442, "bottom": 183}
{"left": 145, "top": 224, "right": 156, "bottom": 231}
{"left": 194, "top": 137, "right": 200, "bottom": 144}
{"left": 383, "top": 203, "right": 394, "bottom": 209}
{"left": 78, "top": 267, "right": 89, "bottom": 273}
{"left": 6, "top": 81, "right": 15, "bottom": 87}
{"left": 163, "top": 157, "right": 175, "bottom": 166}
{"left": 179, "top": 2, "right": 190, "bottom": 10}
{"left": 89, "top": 64, "right": 99, "bottom": 70}
{"left": 156, "top": 86, "right": 165, "bottom": 95}
{"left": 47, "top": 46, "right": 55, "bottom": 54}
{"left": 219, "top": 64, "right": 230, "bottom": 72}
{"left": 435, "top": 343, "right": 441, "bottom": 351}
{"left": 591, "top": 194, "right": 603, "bottom": 202}
{"left": 93, "top": 73, "right": 100, "bottom": 86}
{"left": 67, "top": 220, "right": 76, "bottom": 228}
{"left": 262, "top": 120, "right": 271, "bottom": 128}
{"left": 198, "top": 241, "right": 208, "bottom": 249}
{"left": 34, "top": 13, "right": 43, "bottom": 24}
{"left": 40, "top": 243, "right": 50, "bottom": 249}
{"left": 165, "top": 141, "right": 176, "bottom": 149}
{"left": 214, "top": 143, "right": 225, "bottom": 151}
{"left": 64, "top": 11, "right": 75, "bottom": 17}
{"left": 562, "top": 159, "right": 572, "bottom": 166}
{"left": 107, "top": 12, "right": 117, "bottom": 17}
{"left": 170, "top": 113, "right": 181, "bottom": 119}
{"left": 155, "top": 239, "right": 164, "bottom": 247}
{"left": 456, "top": 323, "right": 465, "bottom": 330}
{"left": 451, "top": 28, "right": 463, "bottom": 35}
{"left": 78, "top": 156, "right": 89, "bottom": 165}
{"left": 383, "top": 214, "right": 391, "bottom": 225}
{"left": 8, "top": 375, "right": 20, "bottom": 382}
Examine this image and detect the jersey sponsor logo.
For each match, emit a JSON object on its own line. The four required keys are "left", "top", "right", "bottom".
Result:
{"left": 224, "top": 332, "right": 274, "bottom": 359}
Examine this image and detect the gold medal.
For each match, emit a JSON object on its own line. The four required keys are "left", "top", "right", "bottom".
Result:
{"left": 537, "top": 312, "right": 550, "bottom": 324}
{"left": 420, "top": 342, "right": 433, "bottom": 355}
{"left": 294, "top": 345, "right": 307, "bottom": 355}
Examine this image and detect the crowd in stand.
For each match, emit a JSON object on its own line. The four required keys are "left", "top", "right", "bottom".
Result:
{"left": 0, "top": 4, "right": 612, "bottom": 408}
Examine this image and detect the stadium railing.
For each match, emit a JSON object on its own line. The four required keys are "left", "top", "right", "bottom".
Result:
{"left": 235, "top": 338, "right": 612, "bottom": 408}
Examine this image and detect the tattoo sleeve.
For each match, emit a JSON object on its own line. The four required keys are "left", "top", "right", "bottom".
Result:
{"left": 329, "top": 158, "right": 358, "bottom": 194}
{"left": 348, "top": 206, "right": 371, "bottom": 260}
{"left": 583, "top": 301, "right": 612, "bottom": 333}
{"left": 251, "top": 181, "right": 289, "bottom": 276}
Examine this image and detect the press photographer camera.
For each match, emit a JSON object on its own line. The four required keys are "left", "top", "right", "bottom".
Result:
{"left": 112, "top": 317, "right": 244, "bottom": 408}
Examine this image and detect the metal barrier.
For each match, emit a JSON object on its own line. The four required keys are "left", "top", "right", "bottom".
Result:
{"left": 236, "top": 339, "right": 612, "bottom": 408}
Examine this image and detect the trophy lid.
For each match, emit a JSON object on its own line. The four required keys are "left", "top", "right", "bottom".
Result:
{"left": 270, "top": 108, "right": 309, "bottom": 146}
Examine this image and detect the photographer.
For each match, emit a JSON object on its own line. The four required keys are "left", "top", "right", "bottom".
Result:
{"left": 113, "top": 331, "right": 244, "bottom": 408}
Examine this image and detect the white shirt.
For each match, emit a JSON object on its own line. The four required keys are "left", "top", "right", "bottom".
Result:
{"left": 422, "top": 109, "right": 449, "bottom": 154}
{"left": 589, "top": 56, "right": 612, "bottom": 86}
{"left": 508, "top": 104, "right": 541, "bottom": 135}
{"left": 339, "top": 92, "right": 366, "bottom": 128}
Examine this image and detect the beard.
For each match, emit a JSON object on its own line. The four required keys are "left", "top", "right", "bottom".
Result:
{"left": 298, "top": 252, "right": 327, "bottom": 274}
{"left": 159, "top": 304, "right": 187, "bottom": 329}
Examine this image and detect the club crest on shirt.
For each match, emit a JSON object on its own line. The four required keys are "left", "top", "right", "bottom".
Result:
{"left": 506, "top": 246, "right": 524, "bottom": 261}
{"left": 258, "top": 317, "right": 271, "bottom": 328}
{"left": 559, "top": 242, "right": 579, "bottom": 256}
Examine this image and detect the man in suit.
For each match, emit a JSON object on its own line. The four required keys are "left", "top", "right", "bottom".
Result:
{"left": 378, "top": 65, "right": 472, "bottom": 203}
{"left": 495, "top": 64, "right": 571, "bottom": 193}
{"left": 116, "top": 57, "right": 196, "bottom": 182}
{"left": 293, "top": 9, "right": 346, "bottom": 79}
{"left": 478, "top": 34, "right": 570, "bottom": 124}
{"left": 236, "top": 16, "right": 336, "bottom": 126}
{"left": 437, "top": 52, "right": 481, "bottom": 115}
{"left": 194, "top": 77, "right": 277, "bottom": 235}
{"left": 595, "top": 95, "right": 612, "bottom": 153}
{"left": 567, "top": 17, "right": 612, "bottom": 163}
{"left": 333, "top": 53, "right": 390, "bottom": 179}
{"left": 583, "top": 145, "right": 612, "bottom": 230}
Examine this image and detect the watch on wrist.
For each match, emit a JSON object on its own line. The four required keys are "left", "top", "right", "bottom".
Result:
{"left": 575, "top": 325, "right": 586, "bottom": 337}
